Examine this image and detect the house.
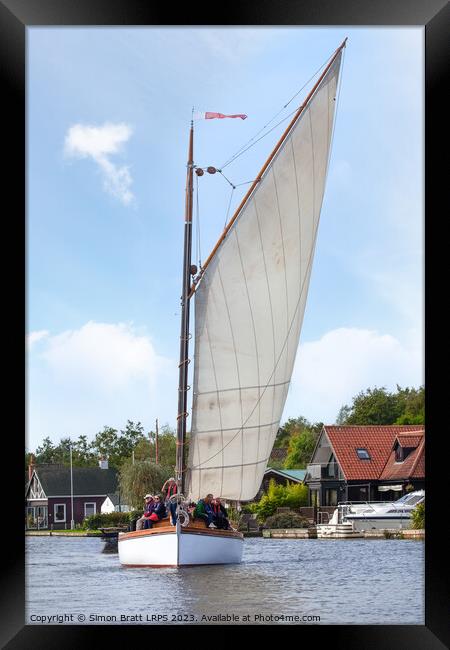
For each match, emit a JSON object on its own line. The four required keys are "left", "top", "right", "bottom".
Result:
{"left": 25, "top": 457, "right": 118, "bottom": 529}
{"left": 101, "top": 493, "right": 131, "bottom": 514}
{"left": 304, "top": 425, "right": 425, "bottom": 507}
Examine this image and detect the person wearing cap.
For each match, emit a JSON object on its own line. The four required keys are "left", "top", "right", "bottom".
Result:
{"left": 145, "top": 495, "right": 167, "bottom": 528}
{"left": 162, "top": 477, "right": 178, "bottom": 526}
{"left": 136, "top": 494, "right": 155, "bottom": 530}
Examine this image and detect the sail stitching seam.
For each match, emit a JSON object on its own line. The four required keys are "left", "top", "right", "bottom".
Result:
{"left": 254, "top": 198, "right": 278, "bottom": 464}
{"left": 190, "top": 457, "right": 272, "bottom": 472}
{"left": 194, "top": 379, "right": 291, "bottom": 397}
{"left": 204, "top": 279, "right": 225, "bottom": 496}
{"left": 191, "top": 419, "right": 282, "bottom": 436}
{"left": 234, "top": 227, "right": 262, "bottom": 498}
{"left": 289, "top": 135, "right": 302, "bottom": 313}
{"left": 218, "top": 264, "right": 245, "bottom": 500}
{"left": 271, "top": 165, "right": 290, "bottom": 393}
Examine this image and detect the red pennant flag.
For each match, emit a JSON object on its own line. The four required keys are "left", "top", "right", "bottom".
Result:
{"left": 194, "top": 111, "right": 247, "bottom": 120}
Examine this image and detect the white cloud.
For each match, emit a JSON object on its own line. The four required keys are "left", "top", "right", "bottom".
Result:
{"left": 195, "top": 28, "right": 274, "bottom": 63}
{"left": 26, "top": 330, "right": 50, "bottom": 350}
{"left": 64, "top": 122, "right": 134, "bottom": 205}
{"left": 40, "top": 321, "right": 169, "bottom": 391}
{"left": 284, "top": 327, "right": 423, "bottom": 424}
{"left": 28, "top": 321, "right": 176, "bottom": 449}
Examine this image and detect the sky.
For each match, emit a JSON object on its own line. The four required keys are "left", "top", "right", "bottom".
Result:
{"left": 26, "top": 27, "right": 424, "bottom": 452}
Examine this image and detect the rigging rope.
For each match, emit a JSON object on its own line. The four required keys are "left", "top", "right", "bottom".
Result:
{"left": 219, "top": 49, "right": 336, "bottom": 171}
{"left": 224, "top": 186, "right": 235, "bottom": 229}
{"left": 324, "top": 45, "right": 346, "bottom": 187}
{"left": 195, "top": 171, "right": 201, "bottom": 268}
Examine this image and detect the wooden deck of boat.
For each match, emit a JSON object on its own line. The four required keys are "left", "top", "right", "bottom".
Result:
{"left": 119, "top": 516, "right": 243, "bottom": 542}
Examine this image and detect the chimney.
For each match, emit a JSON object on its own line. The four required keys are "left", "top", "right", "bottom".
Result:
{"left": 28, "top": 454, "right": 35, "bottom": 481}
{"left": 99, "top": 455, "right": 108, "bottom": 470}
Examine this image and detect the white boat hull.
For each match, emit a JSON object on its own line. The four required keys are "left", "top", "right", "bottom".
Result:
{"left": 316, "top": 523, "right": 363, "bottom": 539}
{"left": 118, "top": 522, "right": 244, "bottom": 567}
{"left": 345, "top": 515, "right": 412, "bottom": 531}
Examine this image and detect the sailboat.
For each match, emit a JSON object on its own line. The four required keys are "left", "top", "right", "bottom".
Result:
{"left": 118, "top": 38, "right": 346, "bottom": 567}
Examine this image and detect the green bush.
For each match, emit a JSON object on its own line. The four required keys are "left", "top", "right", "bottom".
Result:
{"left": 252, "top": 478, "right": 309, "bottom": 522}
{"left": 82, "top": 511, "right": 132, "bottom": 530}
{"left": 411, "top": 502, "right": 425, "bottom": 529}
{"left": 128, "top": 509, "right": 143, "bottom": 522}
{"left": 240, "top": 503, "right": 258, "bottom": 514}
{"left": 263, "top": 512, "right": 310, "bottom": 529}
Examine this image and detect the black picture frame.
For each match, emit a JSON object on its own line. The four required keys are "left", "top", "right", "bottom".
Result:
{"left": 3, "top": 0, "right": 447, "bottom": 646}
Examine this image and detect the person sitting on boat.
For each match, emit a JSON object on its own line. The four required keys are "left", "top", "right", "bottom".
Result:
{"left": 136, "top": 494, "right": 155, "bottom": 530}
{"left": 144, "top": 495, "right": 167, "bottom": 529}
{"left": 162, "top": 477, "right": 178, "bottom": 526}
{"left": 193, "top": 494, "right": 216, "bottom": 528}
{"left": 211, "top": 497, "right": 230, "bottom": 530}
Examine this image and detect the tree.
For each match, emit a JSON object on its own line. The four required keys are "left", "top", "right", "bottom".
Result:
{"left": 337, "top": 387, "right": 403, "bottom": 425}
{"left": 336, "top": 405, "right": 351, "bottom": 425}
{"left": 336, "top": 385, "right": 425, "bottom": 426}
{"left": 90, "top": 426, "right": 123, "bottom": 468}
{"left": 35, "top": 437, "right": 57, "bottom": 464}
{"left": 274, "top": 416, "right": 321, "bottom": 469}
{"left": 394, "top": 385, "right": 425, "bottom": 424}
{"left": 116, "top": 420, "right": 146, "bottom": 462}
{"left": 71, "top": 435, "right": 97, "bottom": 467}
{"left": 284, "top": 429, "right": 317, "bottom": 469}
{"left": 411, "top": 502, "right": 424, "bottom": 529}
{"left": 274, "top": 416, "right": 311, "bottom": 448}
{"left": 119, "top": 460, "right": 171, "bottom": 510}
{"left": 135, "top": 424, "right": 177, "bottom": 470}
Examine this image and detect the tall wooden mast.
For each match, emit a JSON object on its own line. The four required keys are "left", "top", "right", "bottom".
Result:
{"left": 175, "top": 121, "right": 194, "bottom": 495}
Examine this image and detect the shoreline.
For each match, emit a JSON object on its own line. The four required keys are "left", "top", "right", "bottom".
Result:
{"left": 25, "top": 528, "right": 425, "bottom": 540}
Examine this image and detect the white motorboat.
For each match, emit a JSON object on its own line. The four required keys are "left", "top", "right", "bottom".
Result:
{"left": 316, "top": 508, "right": 363, "bottom": 538}
{"left": 119, "top": 38, "right": 347, "bottom": 567}
{"left": 337, "top": 490, "right": 424, "bottom": 531}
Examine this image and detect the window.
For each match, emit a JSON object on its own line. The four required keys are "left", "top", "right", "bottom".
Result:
{"left": 395, "top": 445, "right": 413, "bottom": 462}
{"left": 54, "top": 503, "right": 66, "bottom": 522}
{"left": 84, "top": 502, "right": 96, "bottom": 517}
{"left": 356, "top": 448, "right": 371, "bottom": 460}
{"left": 325, "top": 489, "right": 337, "bottom": 506}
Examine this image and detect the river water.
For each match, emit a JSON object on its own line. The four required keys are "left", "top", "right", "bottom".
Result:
{"left": 26, "top": 536, "right": 424, "bottom": 625}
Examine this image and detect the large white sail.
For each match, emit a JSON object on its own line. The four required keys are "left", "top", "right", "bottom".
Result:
{"left": 186, "top": 52, "right": 343, "bottom": 501}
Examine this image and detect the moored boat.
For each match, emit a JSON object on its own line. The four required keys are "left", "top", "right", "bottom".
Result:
{"left": 341, "top": 490, "right": 425, "bottom": 531}
{"left": 316, "top": 508, "right": 363, "bottom": 538}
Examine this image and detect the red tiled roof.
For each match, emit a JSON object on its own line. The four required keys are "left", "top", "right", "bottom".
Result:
{"left": 269, "top": 447, "right": 288, "bottom": 461}
{"left": 395, "top": 433, "right": 424, "bottom": 447}
{"left": 411, "top": 444, "right": 425, "bottom": 478}
{"left": 380, "top": 435, "right": 425, "bottom": 480}
{"left": 323, "top": 425, "right": 425, "bottom": 481}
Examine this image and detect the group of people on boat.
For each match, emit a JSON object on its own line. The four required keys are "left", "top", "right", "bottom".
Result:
{"left": 135, "top": 493, "right": 167, "bottom": 530}
{"left": 136, "top": 478, "right": 231, "bottom": 531}
{"left": 193, "top": 493, "right": 231, "bottom": 529}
